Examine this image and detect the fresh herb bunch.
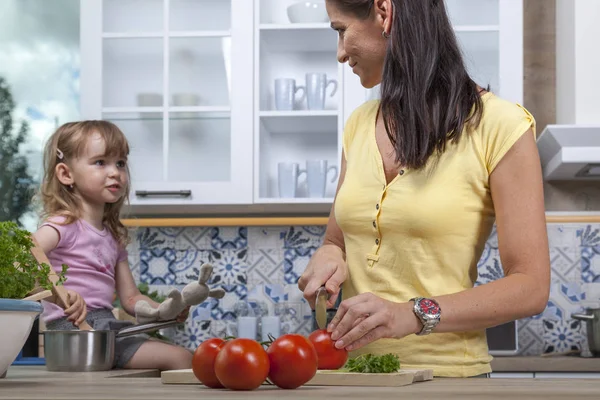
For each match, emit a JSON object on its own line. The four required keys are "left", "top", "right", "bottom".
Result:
{"left": 0, "top": 221, "right": 68, "bottom": 299}
{"left": 344, "top": 353, "right": 401, "bottom": 373}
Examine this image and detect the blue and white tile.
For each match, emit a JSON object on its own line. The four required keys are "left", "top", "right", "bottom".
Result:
{"left": 192, "top": 284, "right": 247, "bottom": 322}
{"left": 210, "top": 227, "right": 248, "bottom": 250}
{"left": 516, "top": 317, "right": 543, "bottom": 356}
{"left": 581, "top": 246, "right": 600, "bottom": 283}
{"left": 475, "top": 248, "right": 503, "bottom": 286}
{"left": 578, "top": 225, "right": 600, "bottom": 248}
{"left": 248, "top": 227, "right": 285, "bottom": 249}
{"left": 137, "top": 227, "right": 212, "bottom": 250}
{"left": 169, "top": 250, "right": 215, "bottom": 285}
{"left": 581, "top": 283, "right": 600, "bottom": 308}
{"left": 140, "top": 248, "right": 201, "bottom": 285}
{"left": 277, "top": 299, "right": 313, "bottom": 336}
{"left": 542, "top": 318, "right": 586, "bottom": 354}
{"left": 281, "top": 226, "right": 325, "bottom": 249}
{"left": 247, "top": 283, "right": 286, "bottom": 316}
{"left": 247, "top": 248, "right": 285, "bottom": 286}
{"left": 485, "top": 225, "right": 499, "bottom": 249}
{"left": 209, "top": 248, "right": 249, "bottom": 286}
{"left": 127, "top": 229, "right": 140, "bottom": 284}
{"left": 550, "top": 246, "right": 581, "bottom": 283}
{"left": 547, "top": 224, "right": 581, "bottom": 248}
{"left": 174, "top": 319, "right": 212, "bottom": 350}
{"left": 283, "top": 247, "right": 318, "bottom": 284}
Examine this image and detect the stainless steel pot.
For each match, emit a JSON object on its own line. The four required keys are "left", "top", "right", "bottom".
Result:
{"left": 43, "top": 320, "right": 179, "bottom": 372}
{"left": 571, "top": 309, "right": 600, "bottom": 356}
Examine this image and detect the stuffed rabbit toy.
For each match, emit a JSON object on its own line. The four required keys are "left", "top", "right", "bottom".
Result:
{"left": 134, "top": 263, "right": 225, "bottom": 324}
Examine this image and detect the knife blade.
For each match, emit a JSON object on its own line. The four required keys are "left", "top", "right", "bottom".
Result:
{"left": 315, "top": 286, "right": 329, "bottom": 330}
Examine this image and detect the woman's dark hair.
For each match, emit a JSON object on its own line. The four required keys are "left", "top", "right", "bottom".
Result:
{"left": 330, "top": 0, "right": 484, "bottom": 170}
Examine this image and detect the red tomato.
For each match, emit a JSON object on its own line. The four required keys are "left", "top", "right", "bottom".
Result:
{"left": 266, "top": 334, "right": 318, "bottom": 389}
{"left": 214, "top": 338, "right": 270, "bottom": 390}
{"left": 191, "top": 338, "right": 225, "bottom": 388}
{"left": 308, "top": 329, "right": 349, "bottom": 370}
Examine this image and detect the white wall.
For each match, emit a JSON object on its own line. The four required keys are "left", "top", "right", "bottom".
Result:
{"left": 556, "top": 0, "right": 600, "bottom": 124}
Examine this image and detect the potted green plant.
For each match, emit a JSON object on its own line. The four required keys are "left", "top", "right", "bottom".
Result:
{"left": 0, "top": 221, "right": 67, "bottom": 378}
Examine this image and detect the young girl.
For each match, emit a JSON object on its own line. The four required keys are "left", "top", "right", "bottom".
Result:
{"left": 34, "top": 120, "right": 192, "bottom": 371}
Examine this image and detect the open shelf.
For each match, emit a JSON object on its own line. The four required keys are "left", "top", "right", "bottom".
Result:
{"left": 260, "top": 23, "right": 331, "bottom": 30}
{"left": 260, "top": 26, "right": 336, "bottom": 53}
{"left": 102, "top": 107, "right": 231, "bottom": 120}
{"left": 259, "top": 110, "right": 337, "bottom": 117}
{"left": 260, "top": 113, "right": 337, "bottom": 135}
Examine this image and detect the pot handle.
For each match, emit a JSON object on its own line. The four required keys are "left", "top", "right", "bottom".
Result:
{"left": 117, "top": 319, "right": 181, "bottom": 338}
{"left": 571, "top": 313, "right": 595, "bottom": 321}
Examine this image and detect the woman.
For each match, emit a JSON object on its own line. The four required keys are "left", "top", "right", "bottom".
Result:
{"left": 298, "top": 0, "right": 550, "bottom": 378}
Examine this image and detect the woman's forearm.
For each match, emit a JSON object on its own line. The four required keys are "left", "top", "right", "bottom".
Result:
{"left": 427, "top": 272, "right": 548, "bottom": 334}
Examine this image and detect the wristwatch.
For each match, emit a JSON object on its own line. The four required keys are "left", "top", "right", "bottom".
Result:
{"left": 410, "top": 297, "right": 441, "bottom": 336}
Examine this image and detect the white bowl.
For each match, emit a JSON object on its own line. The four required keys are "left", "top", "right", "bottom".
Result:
{"left": 287, "top": 1, "right": 329, "bottom": 24}
{"left": 136, "top": 93, "right": 163, "bottom": 107}
{"left": 172, "top": 93, "right": 200, "bottom": 107}
{"left": 0, "top": 299, "right": 43, "bottom": 378}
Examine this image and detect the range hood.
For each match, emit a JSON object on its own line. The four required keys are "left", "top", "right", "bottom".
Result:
{"left": 537, "top": 125, "right": 600, "bottom": 180}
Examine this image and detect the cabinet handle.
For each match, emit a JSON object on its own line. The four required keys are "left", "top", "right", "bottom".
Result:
{"left": 135, "top": 190, "right": 192, "bottom": 198}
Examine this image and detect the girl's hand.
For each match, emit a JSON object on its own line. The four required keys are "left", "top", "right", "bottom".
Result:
{"left": 176, "top": 306, "right": 191, "bottom": 323}
{"left": 64, "top": 290, "right": 88, "bottom": 327}
{"left": 327, "top": 293, "right": 421, "bottom": 351}
{"left": 298, "top": 244, "right": 348, "bottom": 309}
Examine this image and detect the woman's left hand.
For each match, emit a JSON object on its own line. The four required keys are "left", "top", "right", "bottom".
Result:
{"left": 176, "top": 306, "right": 191, "bottom": 323}
{"left": 327, "top": 293, "right": 420, "bottom": 351}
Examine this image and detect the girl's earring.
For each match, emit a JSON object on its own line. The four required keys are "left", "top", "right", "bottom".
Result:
{"left": 382, "top": 31, "right": 390, "bottom": 39}
{"left": 69, "top": 184, "right": 74, "bottom": 190}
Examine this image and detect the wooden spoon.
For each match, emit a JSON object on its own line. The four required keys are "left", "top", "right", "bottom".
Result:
{"left": 29, "top": 236, "right": 93, "bottom": 331}
{"left": 23, "top": 289, "right": 53, "bottom": 302}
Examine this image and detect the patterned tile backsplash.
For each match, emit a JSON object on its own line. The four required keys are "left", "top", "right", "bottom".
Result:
{"left": 126, "top": 223, "right": 600, "bottom": 357}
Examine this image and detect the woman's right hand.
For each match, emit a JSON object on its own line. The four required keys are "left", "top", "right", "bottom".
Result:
{"left": 298, "top": 244, "right": 348, "bottom": 309}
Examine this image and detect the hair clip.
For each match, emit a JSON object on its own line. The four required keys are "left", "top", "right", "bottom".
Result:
{"left": 56, "top": 149, "right": 64, "bottom": 160}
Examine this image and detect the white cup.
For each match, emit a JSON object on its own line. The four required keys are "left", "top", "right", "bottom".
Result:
{"left": 306, "top": 160, "right": 338, "bottom": 198}
{"left": 261, "top": 316, "right": 281, "bottom": 341}
{"left": 278, "top": 162, "right": 307, "bottom": 198}
{"left": 237, "top": 316, "right": 257, "bottom": 340}
{"left": 274, "top": 78, "right": 306, "bottom": 111}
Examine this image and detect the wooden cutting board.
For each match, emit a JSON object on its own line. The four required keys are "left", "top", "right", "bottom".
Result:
{"left": 161, "top": 368, "right": 433, "bottom": 387}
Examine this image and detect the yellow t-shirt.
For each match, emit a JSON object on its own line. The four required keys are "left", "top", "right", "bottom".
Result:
{"left": 334, "top": 92, "right": 535, "bottom": 378}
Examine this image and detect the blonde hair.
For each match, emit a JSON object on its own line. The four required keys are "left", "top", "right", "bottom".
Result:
{"left": 38, "top": 120, "right": 131, "bottom": 246}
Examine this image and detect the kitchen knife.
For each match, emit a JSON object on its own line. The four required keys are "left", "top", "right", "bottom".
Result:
{"left": 315, "top": 286, "right": 329, "bottom": 330}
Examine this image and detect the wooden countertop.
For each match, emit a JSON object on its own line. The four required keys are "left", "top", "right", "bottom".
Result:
{"left": 491, "top": 356, "right": 600, "bottom": 372}
{"left": 1, "top": 367, "right": 599, "bottom": 400}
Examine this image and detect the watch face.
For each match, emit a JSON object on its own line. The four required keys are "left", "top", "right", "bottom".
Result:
{"left": 419, "top": 298, "right": 440, "bottom": 315}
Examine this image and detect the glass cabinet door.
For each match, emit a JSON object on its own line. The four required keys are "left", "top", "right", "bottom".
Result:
{"left": 81, "top": 0, "right": 253, "bottom": 208}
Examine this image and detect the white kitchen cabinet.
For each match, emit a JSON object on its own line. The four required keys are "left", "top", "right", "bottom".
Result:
{"left": 80, "top": 0, "right": 253, "bottom": 212}
{"left": 365, "top": 0, "right": 523, "bottom": 104}
{"left": 80, "top": 0, "right": 524, "bottom": 215}
{"left": 533, "top": 372, "right": 600, "bottom": 379}
{"left": 489, "top": 373, "right": 534, "bottom": 379}
{"left": 254, "top": 0, "right": 342, "bottom": 204}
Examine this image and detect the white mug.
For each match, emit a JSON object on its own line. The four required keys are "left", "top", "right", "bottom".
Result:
{"left": 305, "top": 73, "right": 338, "bottom": 110}
{"left": 274, "top": 78, "right": 306, "bottom": 111}
{"left": 237, "top": 316, "right": 257, "bottom": 340}
{"left": 278, "top": 162, "right": 307, "bottom": 198}
{"left": 306, "top": 160, "right": 338, "bottom": 198}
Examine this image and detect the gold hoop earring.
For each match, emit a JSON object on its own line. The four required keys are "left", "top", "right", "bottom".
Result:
{"left": 382, "top": 31, "right": 390, "bottom": 39}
